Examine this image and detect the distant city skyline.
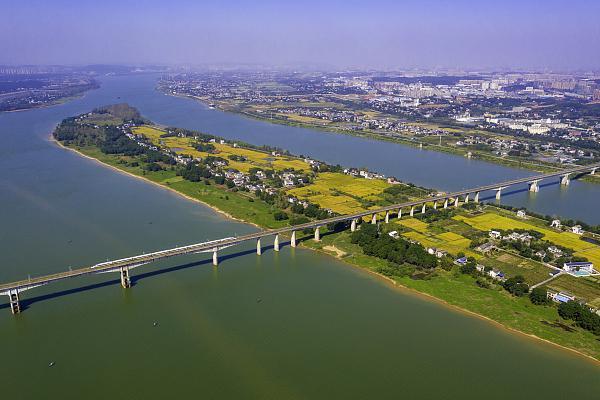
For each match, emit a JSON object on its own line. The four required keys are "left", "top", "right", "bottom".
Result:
{"left": 2, "top": 0, "right": 600, "bottom": 71}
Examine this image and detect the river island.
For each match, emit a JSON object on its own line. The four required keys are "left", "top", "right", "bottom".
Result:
{"left": 52, "top": 103, "right": 600, "bottom": 361}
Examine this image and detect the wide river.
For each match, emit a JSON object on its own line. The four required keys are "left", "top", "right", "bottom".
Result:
{"left": 0, "top": 74, "right": 598, "bottom": 399}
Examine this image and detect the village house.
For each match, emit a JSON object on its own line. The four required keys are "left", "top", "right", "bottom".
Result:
{"left": 547, "top": 246, "right": 563, "bottom": 257}
{"left": 516, "top": 210, "right": 527, "bottom": 218}
{"left": 563, "top": 261, "right": 595, "bottom": 274}
{"left": 489, "top": 230, "right": 502, "bottom": 239}
{"left": 571, "top": 225, "right": 584, "bottom": 235}
{"left": 388, "top": 231, "right": 400, "bottom": 239}
{"left": 550, "top": 219, "right": 562, "bottom": 229}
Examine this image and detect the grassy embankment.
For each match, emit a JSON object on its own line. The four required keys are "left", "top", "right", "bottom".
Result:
{"left": 60, "top": 123, "right": 600, "bottom": 362}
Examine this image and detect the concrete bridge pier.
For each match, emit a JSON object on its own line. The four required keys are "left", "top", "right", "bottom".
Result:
{"left": 474, "top": 192, "right": 480, "bottom": 203}
{"left": 421, "top": 203, "right": 426, "bottom": 214}
{"left": 561, "top": 174, "right": 571, "bottom": 186}
{"left": 291, "top": 231, "right": 297, "bottom": 247}
{"left": 371, "top": 213, "right": 377, "bottom": 224}
{"left": 397, "top": 209, "right": 402, "bottom": 219}
{"left": 433, "top": 201, "right": 437, "bottom": 210}
{"left": 314, "top": 227, "right": 320, "bottom": 242}
{"left": 351, "top": 219, "right": 357, "bottom": 232}
{"left": 257, "top": 238, "right": 262, "bottom": 255}
{"left": 8, "top": 290, "right": 20, "bottom": 314}
{"left": 120, "top": 267, "right": 131, "bottom": 289}
{"left": 495, "top": 188, "right": 503, "bottom": 200}
{"left": 592, "top": 168, "right": 597, "bottom": 175}
{"left": 410, "top": 206, "right": 415, "bottom": 217}
{"left": 464, "top": 194, "right": 470, "bottom": 203}
{"left": 454, "top": 197, "right": 460, "bottom": 207}
{"left": 213, "top": 250, "right": 219, "bottom": 266}
{"left": 529, "top": 180, "right": 540, "bottom": 192}
{"left": 274, "top": 234, "right": 280, "bottom": 252}
{"left": 385, "top": 211, "right": 390, "bottom": 223}
{"left": 443, "top": 199, "right": 448, "bottom": 209}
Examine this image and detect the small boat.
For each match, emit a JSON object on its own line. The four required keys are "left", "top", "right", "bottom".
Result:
{"left": 48, "top": 362, "right": 55, "bottom": 367}
{"left": 208, "top": 103, "right": 216, "bottom": 109}
{"left": 153, "top": 321, "right": 158, "bottom": 327}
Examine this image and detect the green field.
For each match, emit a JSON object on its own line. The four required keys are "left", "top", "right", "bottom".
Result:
{"left": 546, "top": 274, "right": 600, "bottom": 309}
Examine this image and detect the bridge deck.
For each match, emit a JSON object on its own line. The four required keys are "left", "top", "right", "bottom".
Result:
{"left": 1, "top": 163, "right": 598, "bottom": 294}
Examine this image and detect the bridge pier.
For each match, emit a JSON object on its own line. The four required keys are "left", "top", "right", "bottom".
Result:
{"left": 291, "top": 231, "right": 297, "bottom": 247}
{"left": 397, "top": 209, "right": 402, "bottom": 219}
{"left": 474, "top": 191, "right": 480, "bottom": 203}
{"left": 274, "top": 234, "right": 280, "bottom": 252}
{"left": 529, "top": 180, "right": 540, "bottom": 193}
{"left": 351, "top": 219, "right": 357, "bottom": 232}
{"left": 213, "top": 250, "right": 219, "bottom": 266}
{"left": 314, "top": 227, "right": 320, "bottom": 242}
{"left": 495, "top": 188, "right": 502, "bottom": 200}
{"left": 421, "top": 203, "right": 426, "bottom": 214}
{"left": 454, "top": 197, "right": 459, "bottom": 207}
{"left": 257, "top": 238, "right": 262, "bottom": 255}
{"left": 120, "top": 267, "right": 131, "bottom": 289}
{"left": 592, "top": 168, "right": 597, "bottom": 175}
{"left": 371, "top": 213, "right": 377, "bottom": 224}
{"left": 8, "top": 290, "right": 20, "bottom": 314}
{"left": 561, "top": 174, "right": 571, "bottom": 186}
{"left": 385, "top": 211, "right": 389, "bottom": 223}
{"left": 410, "top": 206, "right": 415, "bottom": 217}
{"left": 433, "top": 201, "right": 437, "bottom": 210}
{"left": 465, "top": 194, "right": 470, "bottom": 203}
{"left": 443, "top": 199, "right": 448, "bottom": 209}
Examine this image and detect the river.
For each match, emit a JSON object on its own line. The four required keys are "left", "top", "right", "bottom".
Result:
{"left": 0, "top": 74, "right": 598, "bottom": 399}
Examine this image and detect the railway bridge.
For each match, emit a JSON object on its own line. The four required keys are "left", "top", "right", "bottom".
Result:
{"left": 2, "top": 163, "right": 598, "bottom": 314}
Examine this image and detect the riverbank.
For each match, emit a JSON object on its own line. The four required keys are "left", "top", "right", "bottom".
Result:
{"left": 52, "top": 134, "right": 600, "bottom": 364}
{"left": 168, "top": 92, "right": 600, "bottom": 182}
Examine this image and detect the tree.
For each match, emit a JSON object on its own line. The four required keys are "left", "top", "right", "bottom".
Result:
{"left": 273, "top": 211, "right": 289, "bottom": 221}
{"left": 503, "top": 275, "right": 529, "bottom": 297}
{"left": 529, "top": 287, "right": 550, "bottom": 305}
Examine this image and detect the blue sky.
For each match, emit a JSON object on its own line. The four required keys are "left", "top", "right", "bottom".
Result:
{"left": 2, "top": 0, "right": 599, "bottom": 70}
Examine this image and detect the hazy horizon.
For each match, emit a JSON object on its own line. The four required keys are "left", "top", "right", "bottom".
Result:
{"left": 3, "top": 0, "right": 600, "bottom": 71}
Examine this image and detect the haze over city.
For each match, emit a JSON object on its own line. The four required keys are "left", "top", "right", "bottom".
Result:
{"left": 2, "top": 0, "right": 600, "bottom": 70}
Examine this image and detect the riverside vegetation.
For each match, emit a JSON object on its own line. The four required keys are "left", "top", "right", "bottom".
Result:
{"left": 53, "top": 104, "right": 600, "bottom": 361}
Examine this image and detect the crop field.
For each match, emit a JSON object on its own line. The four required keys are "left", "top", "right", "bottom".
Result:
{"left": 397, "top": 218, "right": 430, "bottom": 233}
{"left": 133, "top": 125, "right": 310, "bottom": 173}
{"left": 402, "top": 229, "right": 476, "bottom": 258}
{"left": 486, "top": 251, "right": 552, "bottom": 284}
{"left": 288, "top": 172, "right": 390, "bottom": 214}
{"left": 546, "top": 274, "right": 600, "bottom": 308}
{"left": 454, "top": 212, "right": 600, "bottom": 266}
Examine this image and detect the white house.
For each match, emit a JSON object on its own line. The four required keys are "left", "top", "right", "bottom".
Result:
{"left": 572, "top": 225, "right": 584, "bottom": 235}
{"left": 489, "top": 230, "right": 502, "bottom": 239}
{"left": 550, "top": 219, "right": 562, "bottom": 229}
{"left": 516, "top": 210, "right": 527, "bottom": 219}
{"left": 388, "top": 231, "right": 399, "bottom": 239}
{"left": 563, "top": 262, "right": 594, "bottom": 273}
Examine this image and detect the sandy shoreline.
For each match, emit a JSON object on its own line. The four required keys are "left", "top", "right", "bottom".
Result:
{"left": 51, "top": 134, "right": 600, "bottom": 366}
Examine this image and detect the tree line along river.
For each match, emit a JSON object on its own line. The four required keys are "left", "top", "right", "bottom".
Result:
{"left": 0, "top": 73, "right": 598, "bottom": 399}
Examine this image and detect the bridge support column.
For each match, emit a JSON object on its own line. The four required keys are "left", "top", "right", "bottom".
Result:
{"left": 410, "top": 206, "right": 415, "bottom": 217}
{"left": 257, "top": 238, "right": 262, "bottom": 255}
{"left": 433, "top": 201, "right": 437, "bottom": 210}
{"left": 213, "top": 250, "right": 219, "bottom": 266}
{"left": 371, "top": 214, "right": 377, "bottom": 224}
{"left": 291, "top": 231, "right": 297, "bottom": 248}
{"left": 443, "top": 199, "right": 448, "bottom": 209}
{"left": 314, "top": 227, "right": 320, "bottom": 242}
{"left": 120, "top": 267, "right": 131, "bottom": 289}
{"left": 474, "top": 192, "right": 480, "bottom": 203}
{"left": 495, "top": 188, "right": 502, "bottom": 200}
{"left": 397, "top": 209, "right": 402, "bottom": 219}
{"left": 561, "top": 174, "right": 571, "bottom": 186}
{"left": 421, "top": 203, "right": 426, "bottom": 214}
{"left": 465, "top": 194, "right": 470, "bottom": 203}
{"left": 351, "top": 219, "right": 357, "bottom": 232}
{"left": 454, "top": 197, "right": 459, "bottom": 207}
{"left": 8, "top": 290, "right": 20, "bottom": 314}
{"left": 385, "top": 211, "right": 389, "bottom": 224}
{"left": 274, "top": 234, "right": 280, "bottom": 252}
{"left": 592, "top": 168, "right": 597, "bottom": 175}
{"left": 529, "top": 180, "right": 540, "bottom": 193}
